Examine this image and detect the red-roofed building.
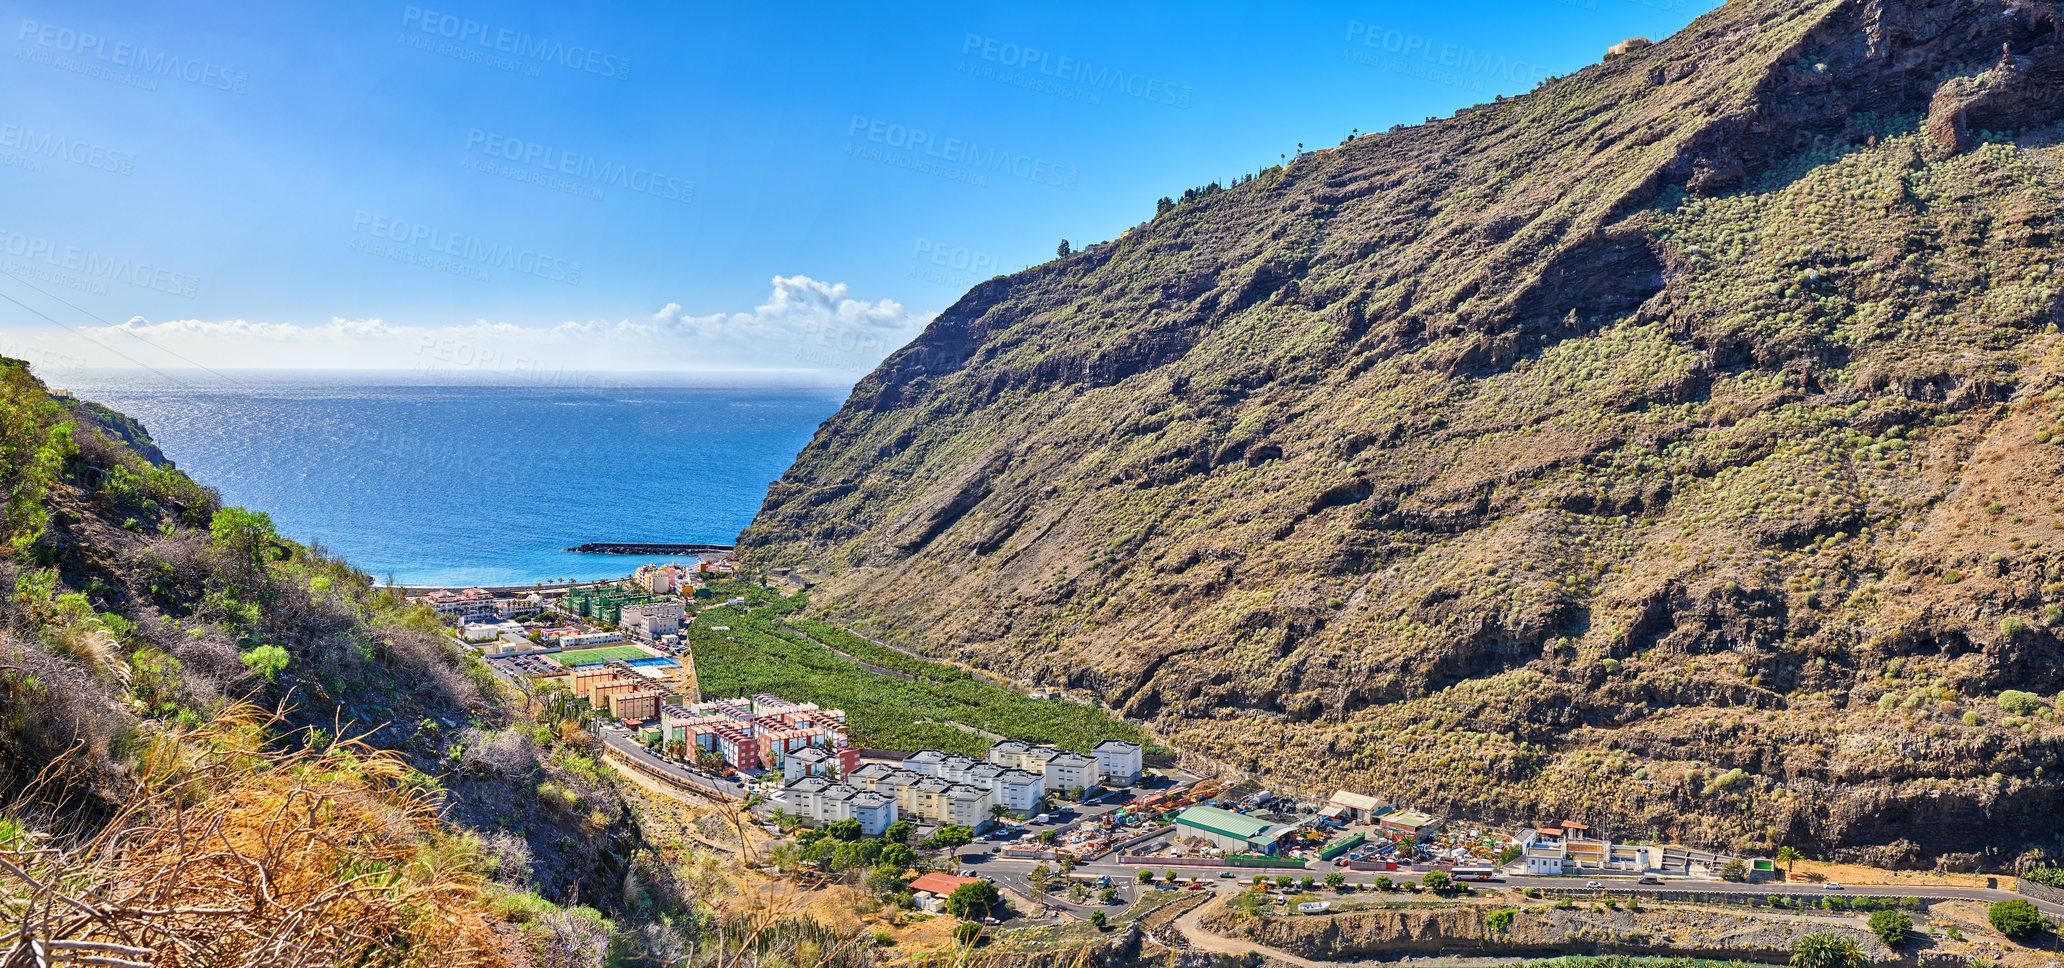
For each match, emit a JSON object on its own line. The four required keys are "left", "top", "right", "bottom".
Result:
{"left": 908, "top": 873, "right": 981, "bottom": 900}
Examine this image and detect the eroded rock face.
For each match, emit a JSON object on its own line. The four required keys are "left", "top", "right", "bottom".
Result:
{"left": 1928, "top": 43, "right": 2064, "bottom": 153}
{"left": 743, "top": 0, "right": 2064, "bottom": 864}
{"left": 1199, "top": 904, "right": 1884, "bottom": 963}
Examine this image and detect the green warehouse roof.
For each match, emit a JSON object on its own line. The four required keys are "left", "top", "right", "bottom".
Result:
{"left": 1175, "top": 805, "right": 1275, "bottom": 841}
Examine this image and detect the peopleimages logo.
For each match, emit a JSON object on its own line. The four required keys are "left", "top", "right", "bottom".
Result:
{"left": 0, "top": 122, "right": 136, "bottom": 175}
{"left": 16, "top": 19, "right": 250, "bottom": 94}
{"left": 909, "top": 238, "right": 1026, "bottom": 288}
{"left": 1343, "top": 20, "right": 1550, "bottom": 90}
{"left": 0, "top": 228, "right": 198, "bottom": 297}
{"left": 349, "top": 211, "right": 582, "bottom": 286}
{"left": 399, "top": 7, "right": 631, "bottom": 80}
{"left": 847, "top": 115, "right": 1078, "bottom": 190}
{"left": 463, "top": 129, "right": 692, "bottom": 204}
{"left": 958, "top": 33, "right": 1191, "bottom": 109}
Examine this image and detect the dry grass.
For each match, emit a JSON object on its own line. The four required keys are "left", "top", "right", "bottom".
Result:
{"left": 0, "top": 703, "right": 507, "bottom": 967}
{"left": 1784, "top": 859, "right": 1995, "bottom": 890}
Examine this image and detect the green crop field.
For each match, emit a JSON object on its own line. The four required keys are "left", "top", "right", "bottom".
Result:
{"left": 686, "top": 586, "right": 1161, "bottom": 756}
{"left": 553, "top": 645, "right": 652, "bottom": 666}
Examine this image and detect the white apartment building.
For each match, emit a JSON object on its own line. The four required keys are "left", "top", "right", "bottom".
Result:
{"left": 619, "top": 601, "right": 685, "bottom": 641}
{"left": 780, "top": 776, "right": 899, "bottom": 836}
{"left": 1092, "top": 740, "right": 1143, "bottom": 784}
{"left": 782, "top": 746, "right": 834, "bottom": 781}
{"left": 897, "top": 751, "right": 1048, "bottom": 817}
{"left": 982, "top": 742, "right": 1101, "bottom": 795}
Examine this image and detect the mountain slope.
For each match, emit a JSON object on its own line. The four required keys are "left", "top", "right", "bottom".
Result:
{"left": 0, "top": 359, "right": 712, "bottom": 962}
{"left": 743, "top": 0, "right": 2064, "bottom": 867}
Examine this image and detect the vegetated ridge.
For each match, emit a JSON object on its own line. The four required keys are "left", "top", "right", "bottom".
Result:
{"left": 0, "top": 357, "right": 849, "bottom": 964}
{"left": 742, "top": 0, "right": 2064, "bottom": 868}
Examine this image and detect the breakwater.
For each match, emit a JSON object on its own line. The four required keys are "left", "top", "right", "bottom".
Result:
{"left": 563, "top": 542, "right": 736, "bottom": 555}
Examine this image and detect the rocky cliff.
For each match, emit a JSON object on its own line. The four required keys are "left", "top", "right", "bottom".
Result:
{"left": 744, "top": 0, "right": 2064, "bottom": 865}
{"left": 1199, "top": 901, "right": 1883, "bottom": 963}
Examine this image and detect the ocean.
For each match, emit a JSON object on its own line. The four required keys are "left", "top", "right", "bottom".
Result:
{"left": 54, "top": 370, "right": 848, "bottom": 587}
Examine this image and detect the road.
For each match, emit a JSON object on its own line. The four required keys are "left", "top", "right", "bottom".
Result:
{"left": 1170, "top": 894, "right": 1325, "bottom": 968}
{"left": 945, "top": 848, "right": 2064, "bottom": 921}
{"left": 596, "top": 724, "right": 745, "bottom": 800}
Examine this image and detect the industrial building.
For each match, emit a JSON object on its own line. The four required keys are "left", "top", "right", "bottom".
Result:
{"left": 1172, "top": 805, "right": 1295, "bottom": 853}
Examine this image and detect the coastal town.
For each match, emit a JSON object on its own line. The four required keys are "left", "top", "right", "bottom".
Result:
{"left": 405, "top": 559, "right": 2064, "bottom": 962}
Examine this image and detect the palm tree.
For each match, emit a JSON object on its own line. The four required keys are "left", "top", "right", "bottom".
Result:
{"left": 1789, "top": 933, "right": 1863, "bottom": 968}
{"left": 1776, "top": 846, "right": 1800, "bottom": 879}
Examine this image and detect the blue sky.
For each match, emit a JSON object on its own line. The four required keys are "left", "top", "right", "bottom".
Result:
{"left": 0, "top": 0, "right": 1718, "bottom": 382}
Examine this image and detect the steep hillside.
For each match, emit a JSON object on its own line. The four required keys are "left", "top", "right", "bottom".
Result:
{"left": 0, "top": 358, "right": 736, "bottom": 963}
{"left": 743, "top": 0, "right": 2064, "bottom": 867}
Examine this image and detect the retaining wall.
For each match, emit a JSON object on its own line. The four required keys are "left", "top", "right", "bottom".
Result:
{"left": 2018, "top": 879, "right": 2064, "bottom": 906}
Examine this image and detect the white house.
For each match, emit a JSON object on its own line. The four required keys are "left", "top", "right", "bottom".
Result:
{"left": 461, "top": 620, "right": 525, "bottom": 643}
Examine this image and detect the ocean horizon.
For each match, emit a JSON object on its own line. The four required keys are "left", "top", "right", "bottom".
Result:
{"left": 55, "top": 369, "right": 850, "bottom": 587}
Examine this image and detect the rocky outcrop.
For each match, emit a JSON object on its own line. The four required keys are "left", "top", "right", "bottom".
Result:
{"left": 1928, "top": 42, "right": 2064, "bottom": 153}
{"left": 1199, "top": 904, "right": 1882, "bottom": 964}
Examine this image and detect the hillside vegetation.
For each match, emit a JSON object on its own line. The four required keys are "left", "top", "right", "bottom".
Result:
{"left": 742, "top": 0, "right": 2064, "bottom": 867}
{"left": 686, "top": 586, "right": 1157, "bottom": 756}
{"left": 0, "top": 358, "right": 888, "bottom": 964}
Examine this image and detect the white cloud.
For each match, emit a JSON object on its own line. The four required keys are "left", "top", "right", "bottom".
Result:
{"left": 24, "top": 276, "right": 932, "bottom": 380}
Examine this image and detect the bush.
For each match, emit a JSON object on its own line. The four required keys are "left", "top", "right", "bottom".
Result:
{"left": 1868, "top": 909, "right": 1911, "bottom": 946}
{"left": 2001, "top": 616, "right": 2027, "bottom": 637}
{"left": 1484, "top": 908, "right": 1516, "bottom": 932}
{"left": 1088, "top": 910, "right": 1107, "bottom": 929}
{"left": 240, "top": 644, "right": 290, "bottom": 682}
{"left": 2023, "top": 867, "right": 2064, "bottom": 888}
{"left": 951, "top": 922, "right": 981, "bottom": 946}
{"left": 1373, "top": 876, "right": 1392, "bottom": 892}
{"left": 1988, "top": 899, "right": 2044, "bottom": 938}
{"left": 1421, "top": 870, "right": 1451, "bottom": 892}
{"left": 826, "top": 819, "right": 863, "bottom": 842}
{"left": 943, "top": 881, "right": 1002, "bottom": 920}
{"left": 1720, "top": 858, "right": 1748, "bottom": 882}
{"left": 2000, "top": 690, "right": 2045, "bottom": 715}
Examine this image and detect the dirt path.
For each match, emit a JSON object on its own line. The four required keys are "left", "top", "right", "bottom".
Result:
{"left": 1170, "top": 894, "right": 1327, "bottom": 968}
